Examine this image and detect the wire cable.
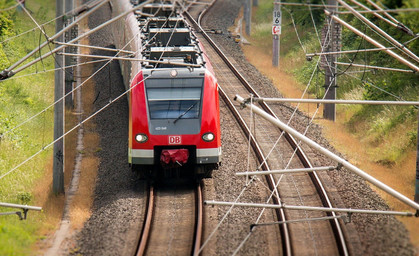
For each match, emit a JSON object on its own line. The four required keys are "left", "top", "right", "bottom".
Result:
{"left": 1, "top": 5, "right": 182, "bottom": 178}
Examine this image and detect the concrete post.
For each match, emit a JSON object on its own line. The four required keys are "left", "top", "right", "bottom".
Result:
{"left": 65, "top": 0, "right": 74, "bottom": 108}
{"left": 53, "top": 0, "right": 65, "bottom": 194}
{"left": 245, "top": 0, "right": 251, "bottom": 35}
{"left": 323, "top": 0, "right": 339, "bottom": 121}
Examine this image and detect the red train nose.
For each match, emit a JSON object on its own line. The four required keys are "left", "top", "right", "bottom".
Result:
{"left": 160, "top": 149, "right": 189, "bottom": 166}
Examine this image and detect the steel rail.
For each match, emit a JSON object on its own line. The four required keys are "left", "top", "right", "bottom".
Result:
{"left": 219, "top": 82, "right": 292, "bottom": 256}
{"left": 185, "top": 8, "right": 292, "bottom": 256}
{"left": 193, "top": 183, "right": 204, "bottom": 256}
{"left": 185, "top": 5, "right": 349, "bottom": 255}
{"left": 136, "top": 185, "right": 154, "bottom": 256}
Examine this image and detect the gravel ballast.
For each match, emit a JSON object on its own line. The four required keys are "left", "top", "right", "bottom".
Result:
{"left": 202, "top": 0, "right": 415, "bottom": 255}
{"left": 70, "top": 0, "right": 416, "bottom": 255}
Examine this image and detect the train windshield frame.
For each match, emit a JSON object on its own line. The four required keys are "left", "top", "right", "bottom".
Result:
{"left": 145, "top": 78, "right": 204, "bottom": 120}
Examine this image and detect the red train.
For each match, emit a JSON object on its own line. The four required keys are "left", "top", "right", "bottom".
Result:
{"left": 111, "top": 0, "right": 221, "bottom": 178}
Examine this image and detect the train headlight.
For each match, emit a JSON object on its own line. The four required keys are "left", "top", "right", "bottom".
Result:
{"left": 202, "top": 132, "right": 215, "bottom": 142}
{"left": 135, "top": 133, "right": 148, "bottom": 143}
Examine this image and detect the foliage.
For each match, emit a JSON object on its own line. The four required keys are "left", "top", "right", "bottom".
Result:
{"left": 0, "top": 0, "right": 55, "bottom": 254}
{"left": 254, "top": 0, "right": 419, "bottom": 165}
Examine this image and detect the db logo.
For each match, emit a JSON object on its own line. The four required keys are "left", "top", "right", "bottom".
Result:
{"left": 169, "top": 136, "right": 181, "bottom": 145}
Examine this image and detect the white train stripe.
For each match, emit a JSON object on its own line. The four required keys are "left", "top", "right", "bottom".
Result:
{"left": 197, "top": 147, "right": 222, "bottom": 157}
{"left": 130, "top": 149, "right": 154, "bottom": 158}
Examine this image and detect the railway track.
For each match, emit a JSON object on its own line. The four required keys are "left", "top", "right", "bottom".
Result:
{"left": 135, "top": 182, "right": 204, "bottom": 256}
{"left": 185, "top": 1, "right": 350, "bottom": 255}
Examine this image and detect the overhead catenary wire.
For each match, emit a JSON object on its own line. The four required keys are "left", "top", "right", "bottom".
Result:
{"left": 0, "top": 0, "right": 124, "bottom": 79}
{"left": 365, "top": 0, "right": 414, "bottom": 35}
{"left": 275, "top": 2, "right": 419, "bottom": 13}
{"left": 253, "top": 8, "right": 335, "bottom": 173}
{"left": 0, "top": 74, "right": 151, "bottom": 180}
{"left": 16, "top": 0, "right": 50, "bottom": 40}
{"left": 325, "top": 10, "right": 419, "bottom": 72}
{"left": 220, "top": 5, "right": 341, "bottom": 254}
{"left": 338, "top": 7, "right": 419, "bottom": 13}
{"left": 58, "top": 52, "right": 202, "bottom": 68}
{"left": 54, "top": 41, "right": 136, "bottom": 55}
{"left": 225, "top": 0, "right": 418, "bottom": 250}
{"left": 347, "top": 0, "right": 414, "bottom": 36}
{"left": 1, "top": 0, "right": 107, "bottom": 44}
{"left": 1, "top": 4, "right": 183, "bottom": 179}
{"left": 230, "top": 0, "right": 361, "bottom": 249}
{"left": 0, "top": 3, "right": 19, "bottom": 12}
{"left": 0, "top": 58, "right": 108, "bottom": 83}
{"left": 336, "top": 0, "right": 419, "bottom": 63}
{"left": 284, "top": 7, "right": 307, "bottom": 54}
{"left": 0, "top": 0, "right": 112, "bottom": 79}
{"left": 335, "top": 61, "right": 416, "bottom": 73}
{"left": 0, "top": 4, "right": 175, "bottom": 141}
{"left": 187, "top": 0, "right": 352, "bottom": 252}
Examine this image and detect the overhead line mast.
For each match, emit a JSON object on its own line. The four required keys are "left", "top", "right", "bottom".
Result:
{"left": 53, "top": 0, "right": 65, "bottom": 194}
{"left": 322, "top": 0, "right": 340, "bottom": 121}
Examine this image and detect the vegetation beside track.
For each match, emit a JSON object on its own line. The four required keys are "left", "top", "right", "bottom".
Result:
{"left": 0, "top": 0, "right": 58, "bottom": 254}
{"left": 240, "top": 0, "right": 419, "bottom": 250}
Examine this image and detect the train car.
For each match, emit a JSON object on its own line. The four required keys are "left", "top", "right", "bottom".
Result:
{"left": 110, "top": 0, "right": 221, "bottom": 178}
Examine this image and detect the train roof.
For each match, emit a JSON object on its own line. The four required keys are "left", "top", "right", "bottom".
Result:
{"left": 132, "top": 0, "right": 206, "bottom": 70}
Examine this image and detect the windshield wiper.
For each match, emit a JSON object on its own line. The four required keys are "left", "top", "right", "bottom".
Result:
{"left": 173, "top": 102, "right": 198, "bottom": 124}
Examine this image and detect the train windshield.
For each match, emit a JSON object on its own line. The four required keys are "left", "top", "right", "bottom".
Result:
{"left": 145, "top": 78, "right": 203, "bottom": 120}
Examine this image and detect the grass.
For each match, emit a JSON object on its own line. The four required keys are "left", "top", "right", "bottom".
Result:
{"left": 0, "top": 0, "right": 65, "bottom": 254}
{"left": 239, "top": 0, "right": 419, "bottom": 252}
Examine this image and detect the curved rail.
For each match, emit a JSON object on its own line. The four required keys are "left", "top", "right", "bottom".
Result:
{"left": 187, "top": 1, "right": 349, "bottom": 255}
{"left": 136, "top": 185, "right": 155, "bottom": 256}
{"left": 185, "top": 4, "right": 292, "bottom": 255}
{"left": 193, "top": 183, "right": 204, "bottom": 256}
{"left": 218, "top": 86, "right": 292, "bottom": 255}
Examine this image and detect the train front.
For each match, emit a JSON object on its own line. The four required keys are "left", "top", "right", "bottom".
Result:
{"left": 129, "top": 66, "right": 221, "bottom": 179}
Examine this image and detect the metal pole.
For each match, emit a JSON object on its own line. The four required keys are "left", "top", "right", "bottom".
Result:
{"left": 205, "top": 201, "right": 415, "bottom": 216}
{"left": 53, "top": 0, "right": 65, "bottom": 194}
{"left": 348, "top": 0, "right": 399, "bottom": 31}
{"left": 272, "top": 0, "right": 281, "bottom": 67}
{"left": 236, "top": 166, "right": 337, "bottom": 176}
{"left": 335, "top": 62, "right": 415, "bottom": 73}
{"left": 235, "top": 94, "right": 419, "bottom": 211}
{"left": 325, "top": 10, "right": 419, "bottom": 72}
{"left": 0, "top": 202, "right": 42, "bottom": 211}
{"left": 323, "top": 0, "right": 339, "bottom": 121}
{"left": 245, "top": 0, "right": 251, "bottom": 35}
{"left": 365, "top": 0, "right": 413, "bottom": 35}
{"left": 9, "top": 0, "right": 152, "bottom": 77}
{"left": 338, "top": 7, "right": 419, "bottom": 14}
{"left": 338, "top": 0, "right": 418, "bottom": 62}
{"left": 65, "top": 0, "right": 74, "bottom": 108}
{"left": 254, "top": 97, "right": 419, "bottom": 105}
{"left": 0, "top": 0, "right": 110, "bottom": 79}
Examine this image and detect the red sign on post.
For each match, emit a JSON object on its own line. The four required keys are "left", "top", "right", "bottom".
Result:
{"left": 272, "top": 25, "right": 281, "bottom": 35}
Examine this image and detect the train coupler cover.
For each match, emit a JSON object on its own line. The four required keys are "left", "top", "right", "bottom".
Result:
{"left": 160, "top": 149, "right": 189, "bottom": 167}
